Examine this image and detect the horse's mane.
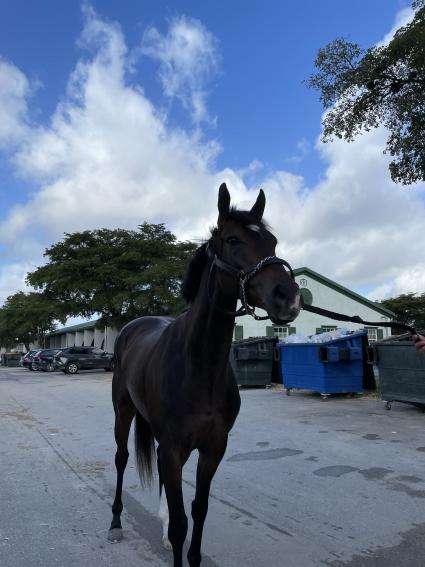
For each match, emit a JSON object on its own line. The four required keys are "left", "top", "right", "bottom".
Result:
{"left": 181, "top": 241, "right": 209, "bottom": 302}
{"left": 181, "top": 208, "right": 269, "bottom": 303}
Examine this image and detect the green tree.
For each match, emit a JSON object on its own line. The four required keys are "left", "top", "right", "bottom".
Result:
{"left": 0, "top": 292, "right": 62, "bottom": 350}
{"left": 379, "top": 292, "right": 425, "bottom": 330}
{"left": 307, "top": 0, "right": 425, "bottom": 184}
{"left": 26, "top": 224, "right": 196, "bottom": 329}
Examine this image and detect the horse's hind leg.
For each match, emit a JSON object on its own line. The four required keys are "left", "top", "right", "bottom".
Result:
{"left": 187, "top": 436, "right": 228, "bottom": 567}
{"left": 108, "top": 394, "right": 135, "bottom": 542}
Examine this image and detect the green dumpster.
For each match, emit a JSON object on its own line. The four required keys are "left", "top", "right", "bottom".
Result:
{"left": 3, "top": 353, "right": 22, "bottom": 367}
{"left": 369, "top": 337, "right": 425, "bottom": 410}
{"left": 230, "top": 337, "right": 277, "bottom": 386}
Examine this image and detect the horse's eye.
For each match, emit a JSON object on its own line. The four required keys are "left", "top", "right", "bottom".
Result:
{"left": 226, "top": 236, "right": 239, "bottom": 246}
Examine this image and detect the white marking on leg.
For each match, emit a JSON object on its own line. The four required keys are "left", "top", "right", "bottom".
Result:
{"left": 159, "top": 490, "right": 172, "bottom": 550}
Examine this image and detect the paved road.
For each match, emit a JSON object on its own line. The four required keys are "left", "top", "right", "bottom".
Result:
{"left": 1, "top": 366, "right": 425, "bottom": 566}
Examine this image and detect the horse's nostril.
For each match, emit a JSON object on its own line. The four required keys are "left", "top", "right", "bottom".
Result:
{"left": 275, "top": 284, "right": 287, "bottom": 300}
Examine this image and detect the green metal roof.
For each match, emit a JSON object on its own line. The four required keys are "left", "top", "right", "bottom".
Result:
{"left": 48, "top": 319, "right": 100, "bottom": 336}
{"left": 294, "top": 267, "right": 395, "bottom": 318}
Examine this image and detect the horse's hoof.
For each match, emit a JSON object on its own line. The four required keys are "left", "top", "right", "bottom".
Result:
{"left": 162, "top": 536, "right": 172, "bottom": 551}
{"left": 108, "top": 528, "right": 123, "bottom": 543}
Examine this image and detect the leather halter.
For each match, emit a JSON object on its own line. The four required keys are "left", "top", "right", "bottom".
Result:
{"left": 206, "top": 244, "right": 295, "bottom": 320}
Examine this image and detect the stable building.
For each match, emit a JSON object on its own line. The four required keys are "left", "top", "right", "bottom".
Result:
{"left": 46, "top": 320, "right": 118, "bottom": 353}
{"left": 233, "top": 267, "right": 394, "bottom": 343}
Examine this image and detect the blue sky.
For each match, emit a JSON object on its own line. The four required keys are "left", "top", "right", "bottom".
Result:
{"left": 0, "top": 0, "right": 424, "bottom": 304}
{"left": 0, "top": 0, "right": 407, "bottom": 187}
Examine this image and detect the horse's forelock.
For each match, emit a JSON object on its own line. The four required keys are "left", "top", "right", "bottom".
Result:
{"left": 227, "top": 208, "right": 270, "bottom": 233}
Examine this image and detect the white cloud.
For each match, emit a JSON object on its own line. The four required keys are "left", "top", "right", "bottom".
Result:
{"left": 138, "top": 15, "right": 219, "bottom": 124}
{"left": 367, "top": 268, "right": 425, "bottom": 301}
{"left": 236, "top": 159, "right": 264, "bottom": 179}
{"left": 0, "top": 5, "right": 424, "bottom": 309}
{"left": 1, "top": 9, "right": 222, "bottom": 256}
{"left": 0, "top": 263, "right": 32, "bottom": 302}
{"left": 378, "top": 6, "right": 414, "bottom": 47}
{"left": 259, "top": 129, "right": 425, "bottom": 301}
{"left": 285, "top": 138, "right": 311, "bottom": 165}
{"left": 0, "top": 57, "right": 32, "bottom": 148}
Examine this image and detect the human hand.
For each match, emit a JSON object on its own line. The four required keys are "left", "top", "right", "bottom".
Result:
{"left": 412, "top": 334, "right": 425, "bottom": 355}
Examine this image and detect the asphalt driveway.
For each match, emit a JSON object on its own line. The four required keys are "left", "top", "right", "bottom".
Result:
{"left": 1, "top": 366, "right": 425, "bottom": 566}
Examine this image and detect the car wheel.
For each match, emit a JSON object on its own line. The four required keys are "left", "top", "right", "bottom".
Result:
{"left": 65, "top": 361, "right": 80, "bottom": 374}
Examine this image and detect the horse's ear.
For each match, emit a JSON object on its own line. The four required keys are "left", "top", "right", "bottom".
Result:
{"left": 250, "top": 189, "right": 265, "bottom": 221}
{"left": 217, "top": 183, "right": 231, "bottom": 225}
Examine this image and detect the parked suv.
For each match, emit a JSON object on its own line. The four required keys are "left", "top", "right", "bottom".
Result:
{"left": 54, "top": 347, "right": 114, "bottom": 374}
{"left": 32, "top": 349, "right": 64, "bottom": 372}
{"left": 21, "top": 350, "right": 39, "bottom": 370}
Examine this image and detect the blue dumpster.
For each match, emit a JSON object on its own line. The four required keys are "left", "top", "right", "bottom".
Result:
{"left": 279, "top": 330, "right": 367, "bottom": 399}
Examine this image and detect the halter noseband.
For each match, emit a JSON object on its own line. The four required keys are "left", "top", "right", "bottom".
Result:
{"left": 206, "top": 244, "right": 295, "bottom": 320}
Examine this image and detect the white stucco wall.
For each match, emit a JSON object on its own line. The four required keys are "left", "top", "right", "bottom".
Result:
{"left": 66, "top": 332, "right": 75, "bottom": 346}
{"left": 94, "top": 328, "right": 104, "bottom": 348}
{"left": 234, "top": 271, "right": 392, "bottom": 340}
{"left": 83, "top": 329, "right": 94, "bottom": 347}
{"left": 75, "top": 331, "right": 84, "bottom": 346}
{"left": 105, "top": 327, "right": 119, "bottom": 353}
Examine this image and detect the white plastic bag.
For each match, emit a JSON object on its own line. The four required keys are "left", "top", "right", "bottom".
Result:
{"left": 281, "top": 328, "right": 351, "bottom": 345}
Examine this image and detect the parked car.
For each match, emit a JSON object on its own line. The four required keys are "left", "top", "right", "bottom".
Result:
{"left": 32, "top": 348, "right": 64, "bottom": 372}
{"left": 21, "top": 350, "right": 39, "bottom": 370}
{"left": 54, "top": 347, "right": 114, "bottom": 374}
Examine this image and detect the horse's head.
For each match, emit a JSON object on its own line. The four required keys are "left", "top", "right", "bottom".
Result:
{"left": 209, "top": 183, "right": 301, "bottom": 324}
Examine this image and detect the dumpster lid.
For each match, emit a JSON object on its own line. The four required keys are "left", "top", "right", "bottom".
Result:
{"left": 375, "top": 328, "right": 425, "bottom": 345}
{"left": 232, "top": 336, "right": 277, "bottom": 346}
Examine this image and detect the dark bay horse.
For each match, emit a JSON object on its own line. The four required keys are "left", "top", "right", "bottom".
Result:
{"left": 108, "top": 183, "right": 301, "bottom": 566}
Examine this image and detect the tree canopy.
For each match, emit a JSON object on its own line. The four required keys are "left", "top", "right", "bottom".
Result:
{"left": 307, "top": 0, "right": 425, "bottom": 185}
{"left": 0, "top": 291, "right": 62, "bottom": 350}
{"left": 26, "top": 223, "right": 197, "bottom": 329}
{"left": 379, "top": 292, "right": 425, "bottom": 330}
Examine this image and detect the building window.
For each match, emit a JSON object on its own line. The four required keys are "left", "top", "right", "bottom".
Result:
{"left": 367, "top": 328, "right": 378, "bottom": 342}
{"left": 300, "top": 288, "right": 313, "bottom": 306}
{"left": 273, "top": 326, "right": 289, "bottom": 340}
{"left": 365, "top": 327, "right": 384, "bottom": 343}
{"left": 234, "top": 325, "right": 244, "bottom": 341}
{"left": 315, "top": 325, "right": 337, "bottom": 334}
{"left": 267, "top": 325, "right": 296, "bottom": 340}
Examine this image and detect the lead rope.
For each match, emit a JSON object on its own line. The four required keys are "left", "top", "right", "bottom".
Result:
{"left": 302, "top": 303, "right": 417, "bottom": 335}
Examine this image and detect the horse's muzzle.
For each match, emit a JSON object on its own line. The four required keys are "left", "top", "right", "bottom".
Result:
{"left": 266, "top": 285, "right": 301, "bottom": 324}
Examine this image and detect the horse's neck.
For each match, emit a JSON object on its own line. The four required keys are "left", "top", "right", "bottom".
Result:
{"left": 184, "top": 269, "right": 237, "bottom": 367}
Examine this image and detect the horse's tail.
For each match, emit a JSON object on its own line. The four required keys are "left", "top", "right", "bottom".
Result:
{"left": 134, "top": 411, "right": 156, "bottom": 487}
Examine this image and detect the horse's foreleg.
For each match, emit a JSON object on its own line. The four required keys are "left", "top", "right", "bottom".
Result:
{"left": 160, "top": 446, "right": 188, "bottom": 567}
{"left": 108, "top": 399, "right": 135, "bottom": 542}
{"left": 157, "top": 446, "right": 172, "bottom": 550}
{"left": 187, "top": 437, "right": 228, "bottom": 567}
